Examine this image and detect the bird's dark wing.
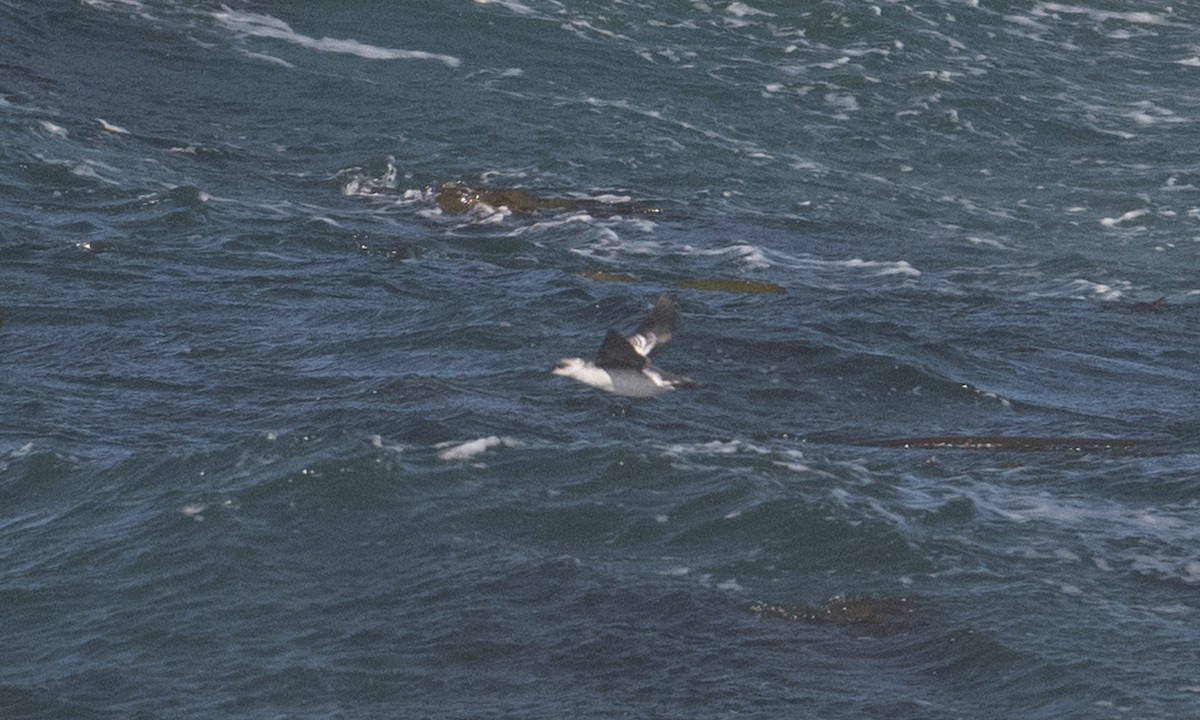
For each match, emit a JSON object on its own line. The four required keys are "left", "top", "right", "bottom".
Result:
{"left": 595, "top": 329, "right": 648, "bottom": 370}
{"left": 632, "top": 295, "right": 677, "bottom": 353}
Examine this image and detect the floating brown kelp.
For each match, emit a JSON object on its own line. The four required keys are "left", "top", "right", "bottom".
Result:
{"left": 578, "top": 270, "right": 637, "bottom": 283}
{"left": 435, "top": 182, "right": 664, "bottom": 217}
{"left": 861, "top": 436, "right": 1150, "bottom": 452}
{"left": 437, "top": 183, "right": 553, "bottom": 216}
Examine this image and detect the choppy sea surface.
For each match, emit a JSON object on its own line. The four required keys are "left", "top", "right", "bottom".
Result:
{"left": 3, "top": 1, "right": 1200, "bottom": 717}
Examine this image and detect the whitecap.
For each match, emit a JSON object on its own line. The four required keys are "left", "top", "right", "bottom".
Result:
{"left": 966, "top": 235, "right": 1011, "bottom": 250}
{"left": 565, "top": 20, "right": 634, "bottom": 43}
{"left": 1099, "top": 209, "right": 1149, "bottom": 227}
{"left": 1071, "top": 278, "right": 1128, "bottom": 300}
{"left": 80, "top": 0, "right": 145, "bottom": 9}
{"left": 662, "top": 440, "right": 768, "bottom": 457}
{"left": 725, "top": 2, "right": 774, "bottom": 18}
{"left": 180, "top": 502, "right": 208, "bottom": 521}
{"left": 369, "top": 434, "right": 405, "bottom": 454}
{"left": 692, "top": 243, "right": 773, "bottom": 269}
{"left": 212, "top": 9, "right": 462, "bottom": 67}
{"left": 582, "top": 193, "right": 634, "bottom": 204}
{"left": 1035, "top": 3, "right": 1171, "bottom": 26}
{"left": 1183, "top": 561, "right": 1200, "bottom": 584}
{"left": 772, "top": 460, "right": 810, "bottom": 473}
{"left": 1128, "top": 101, "right": 1186, "bottom": 126}
{"left": 824, "top": 92, "right": 859, "bottom": 113}
{"left": 38, "top": 121, "right": 68, "bottom": 137}
{"left": 95, "top": 118, "right": 130, "bottom": 134}
{"left": 844, "top": 258, "right": 922, "bottom": 277}
{"left": 474, "top": 0, "right": 536, "bottom": 15}
{"left": 436, "top": 435, "right": 523, "bottom": 461}
{"left": 238, "top": 50, "right": 295, "bottom": 68}
{"left": 1004, "top": 14, "right": 1047, "bottom": 30}
{"left": 1054, "top": 582, "right": 1084, "bottom": 596}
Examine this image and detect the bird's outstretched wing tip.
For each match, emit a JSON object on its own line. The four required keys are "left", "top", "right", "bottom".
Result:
{"left": 636, "top": 295, "right": 677, "bottom": 347}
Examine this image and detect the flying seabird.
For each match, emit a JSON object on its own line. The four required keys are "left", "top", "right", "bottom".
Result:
{"left": 552, "top": 295, "right": 696, "bottom": 397}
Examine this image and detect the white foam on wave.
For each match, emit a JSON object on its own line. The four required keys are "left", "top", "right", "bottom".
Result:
{"left": 436, "top": 435, "right": 523, "bottom": 461}
{"left": 1048, "top": 579, "right": 1084, "bottom": 596}
{"left": 1183, "top": 561, "right": 1200, "bottom": 584}
{"left": 565, "top": 19, "right": 635, "bottom": 44}
{"left": 1129, "top": 553, "right": 1200, "bottom": 587}
{"left": 844, "top": 258, "right": 922, "bottom": 277}
{"left": 239, "top": 50, "right": 295, "bottom": 68}
{"left": 1127, "top": 100, "right": 1187, "bottom": 127}
{"left": 1032, "top": 3, "right": 1173, "bottom": 26}
{"left": 968, "top": 483, "right": 1195, "bottom": 555}
{"left": 1071, "top": 278, "right": 1129, "bottom": 300}
{"left": 180, "top": 502, "right": 207, "bottom": 520}
{"left": 582, "top": 96, "right": 775, "bottom": 162}
{"left": 824, "top": 92, "right": 860, "bottom": 116}
{"left": 338, "top": 159, "right": 403, "bottom": 198}
{"left": 966, "top": 235, "right": 1012, "bottom": 251}
{"left": 511, "top": 210, "right": 603, "bottom": 232}
{"left": 659, "top": 440, "right": 781, "bottom": 476}
{"left": 178, "top": 498, "right": 236, "bottom": 522}
{"left": 584, "top": 193, "right": 634, "bottom": 205}
{"left": 1099, "top": 209, "right": 1149, "bottom": 227}
{"left": 662, "top": 439, "right": 769, "bottom": 457}
{"left": 95, "top": 118, "right": 130, "bottom": 135}
{"left": 31, "top": 155, "right": 123, "bottom": 187}
{"left": 1003, "top": 13, "right": 1049, "bottom": 31}
{"left": 38, "top": 121, "right": 68, "bottom": 138}
{"left": 474, "top": 0, "right": 536, "bottom": 15}
{"left": 688, "top": 237, "right": 924, "bottom": 279}
{"left": 212, "top": 9, "right": 462, "bottom": 67}
{"left": 531, "top": 211, "right": 662, "bottom": 258}
{"left": 368, "top": 434, "right": 406, "bottom": 455}
{"left": 80, "top": 0, "right": 145, "bottom": 9}
{"left": 692, "top": 243, "right": 773, "bottom": 269}
{"left": 9, "top": 442, "right": 35, "bottom": 459}
{"left": 725, "top": 2, "right": 774, "bottom": 19}
{"left": 571, "top": 231, "right": 920, "bottom": 283}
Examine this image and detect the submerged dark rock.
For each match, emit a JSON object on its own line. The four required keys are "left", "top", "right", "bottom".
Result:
{"left": 750, "top": 595, "right": 918, "bottom": 627}
{"left": 1129, "top": 296, "right": 1168, "bottom": 312}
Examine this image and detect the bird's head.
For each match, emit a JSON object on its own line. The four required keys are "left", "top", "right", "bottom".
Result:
{"left": 552, "top": 357, "right": 586, "bottom": 377}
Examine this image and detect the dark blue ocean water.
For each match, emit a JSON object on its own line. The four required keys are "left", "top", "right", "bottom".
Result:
{"left": 3, "top": 0, "right": 1200, "bottom": 717}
